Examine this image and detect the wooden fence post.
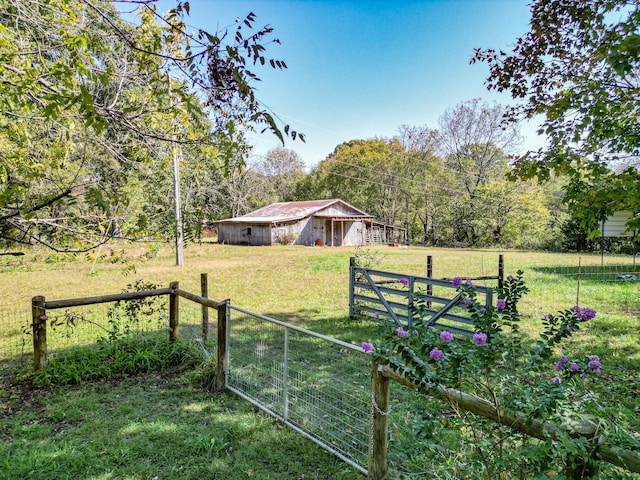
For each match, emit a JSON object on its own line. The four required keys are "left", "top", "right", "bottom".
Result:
{"left": 214, "top": 299, "right": 229, "bottom": 392}
{"left": 31, "top": 296, "right": 46, "bottom": 371}
{"left": 169, "top": 281, "right": 179, "bottom": 341}
{"left": 498, "top": 254, "right": 504, "bottom": 290}
{"left": 201, "top": 273, "right": 209, "bottom": 342}
{"left": 369, "top": 361, "right": 389, "bottom": 480}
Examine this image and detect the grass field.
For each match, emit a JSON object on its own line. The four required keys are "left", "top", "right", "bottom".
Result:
{"left": 1, "top": 243, "right": 639, "bottom": 478}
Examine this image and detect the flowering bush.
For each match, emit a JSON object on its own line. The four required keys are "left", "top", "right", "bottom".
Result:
{"left": 363, "top": 271, "right": 609, "bottom": 478}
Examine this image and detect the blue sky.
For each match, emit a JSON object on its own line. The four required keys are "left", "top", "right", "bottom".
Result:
{"left": 161, "top": 1, "right": 542, "bottom": 167}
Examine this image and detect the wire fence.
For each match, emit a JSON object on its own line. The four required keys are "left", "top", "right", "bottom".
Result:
{"left": 0, "top": 293, "right": 208, "bottom": 374}
{"left": 515, "top": 262, "right": 640, "bottom": 314}
{"left": 1, "top": 272, "right": 638, "bottom": 477}
{"left": 0, "top": 305, "right": 31, "bottom": 373}
{"left": 225, "top": 305, "right": 372, "bottom": 474}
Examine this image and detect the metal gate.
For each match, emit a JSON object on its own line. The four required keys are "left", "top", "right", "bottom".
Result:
{"left": 225, "top": 305, "right": 372, "bottom": 474}
{"left": 349, "top": 267, "right": 494, "bottom": 335}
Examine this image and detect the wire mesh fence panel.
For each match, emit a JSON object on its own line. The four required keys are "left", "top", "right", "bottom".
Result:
{"left": 179, "top": 298, "right": 218, "bottom": 349}
{"left": 44, "top": 297, "right": 170, "bottom": 355}
{"left": 286, "top": 328, "right": 370, "bottom": 467}
{"left": 0, "top": 305, "right": 32, "bottom": 368}
{"left": 0, "top": 295, "right": 172, "bottom": 371}
{"left": 511, "top": 261, "right": 640, "bottom": 314}
{"left": 227, "top": 309, "right": 287, "bottom": 416}
{"left": 226, "top": 306, "right": 371, "bottom": 474}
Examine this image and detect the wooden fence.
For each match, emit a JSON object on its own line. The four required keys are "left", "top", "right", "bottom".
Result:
{"left": 370, "top": 363, "right": 640, "bottom": 479}
{"left": 30, "top": 275, "right": 228, "bottom": 373}
{"left": 29, "top": 274, "right": 640, "bottom": 479}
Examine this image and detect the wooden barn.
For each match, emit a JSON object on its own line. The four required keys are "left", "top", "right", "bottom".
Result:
{"left": 216, "top": 199, "right": 404, "bottom": 246}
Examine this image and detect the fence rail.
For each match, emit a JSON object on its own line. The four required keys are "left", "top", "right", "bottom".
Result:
{"left": 376, "top": 363, "right": 640, "bottom": 478}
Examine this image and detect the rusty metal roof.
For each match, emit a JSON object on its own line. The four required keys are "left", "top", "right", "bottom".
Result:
{"left": 216, "top": 199, "right": 373, "bottom": 224}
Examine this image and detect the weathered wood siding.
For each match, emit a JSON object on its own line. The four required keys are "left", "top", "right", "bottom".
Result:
{"left": 217, "top": 223, "right": 272, "bottom": 245}
{"left": 217, "top": 201, "right": 372, "bottom": 246}
{"left": 272, "top": 218, "right": 313, "bottom": 245}
{"left": 272, "top": 217, "right": 368, "bottom": 246}
{"left": 318, "top": 203, "right": 362, "bottom": 216}
{"left": 324, "top": 220, "right": 367, "bottom": 246}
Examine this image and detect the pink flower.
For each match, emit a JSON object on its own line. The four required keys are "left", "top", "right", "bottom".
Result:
{"left": 430, "top": 348, "right": 444, "bottom": 361}
{"left": 452, "top": 276, "right": 462, "bottom": 287}
{"left": 588, "top": 359, "right": 602, "bottom": 371}
{"left": 496, "top": 298, "right": 506, "bottom": 310}
{"left": 439, "top": 331, "right": 454, "bottom": 342}
{"left": 573, "top": 306, "right": 597, "bottom": 321}
{"left": 551, "top": 376, "right": 562, "bottom": 384}
{"left": 399, "top": 278, "right": 409, "bottom": 286}
{"left": 465, "top": 278, "right": 473, "bottom": 286}
{"left": 464, "top": 298, "right": 472, "bottom": 307}
{"left": 472, "top": 333, "right": 487, "bottom": 345}
{"left": 361, "top": 342, "right": 374, "bottom": 353}
{"left": 555, "top": 355, "right": 569, "bottom": 371}
{"left": 396, "top": 327, "right": 410, "bottom": 338}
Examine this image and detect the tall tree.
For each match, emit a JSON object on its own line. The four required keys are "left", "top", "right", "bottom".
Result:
{"left": 473, "top": 0, "right": 640, "bottom": 237}
{"left": 308, "top": 138, "right": 411, "bottom": 227}
{"left": 0, "top": 0, "right": 300, "bottom": 251}
{"left": 256, "top": 147, "right": 306, "bottom": 202}
{"left": 396, "top": 125, "right": 446, "bottom": 244}
{"left": 436, "top": 100, "right": 521, "bottom": 245}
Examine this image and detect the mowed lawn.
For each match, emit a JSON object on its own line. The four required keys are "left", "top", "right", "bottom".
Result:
{"left": 3, "top": 243, "right": 638, "bottom": 374}
{"left": 1, "top": 243, "right": 639, "bottom": 479}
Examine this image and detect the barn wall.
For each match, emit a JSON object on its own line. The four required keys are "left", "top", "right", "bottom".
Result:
{"left": 343, "top": 221, "right": 366, "bottom": 246}
{"left": 324, "top": 220, "right": 367, "bottom": 246}
{"left": 319, "top": 204, "right": 362, "bottom": 216}
{"left": 217, "top": 211, "right": 373, "bottom": 247}
{"left": 271, "top": 217, "right": 324, "bottom": 245}
{"left": 270, "top": 217, "right": 368, "bottom": 246}
{"left": 217, "top": 223, "right": 272, "bottom": 245}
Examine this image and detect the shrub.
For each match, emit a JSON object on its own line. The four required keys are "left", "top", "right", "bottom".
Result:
{"left": 276, "top": 232, "right": 298, "bottom": 245}
{"left": 367, "top": 272, "right": 618, "bottom": 478}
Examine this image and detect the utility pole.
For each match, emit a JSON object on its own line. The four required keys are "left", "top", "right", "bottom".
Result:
{"left": 168, "top": 72, "right": 184, "bottom": 266}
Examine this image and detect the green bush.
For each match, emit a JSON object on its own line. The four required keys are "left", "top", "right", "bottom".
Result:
{"left": 32, "top": 335, "right": 196, "bottom": 386}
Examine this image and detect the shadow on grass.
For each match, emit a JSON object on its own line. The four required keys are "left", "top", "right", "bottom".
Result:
{"left": 0, "top": 373, "right": 360, "bottom": 480}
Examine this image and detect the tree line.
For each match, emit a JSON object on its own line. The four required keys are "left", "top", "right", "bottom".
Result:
{"left": 1, "top": 0, "right": 638, "bottom": 254}
{"left": 238, "top": 100, "right": 572, "bottom": 250}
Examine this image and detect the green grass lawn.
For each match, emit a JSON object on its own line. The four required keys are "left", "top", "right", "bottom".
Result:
{"left": 0, "top": 372, "right": 359, "bottom": 480}
{"left": 1, "top": 243, "right": 639, "bottom": 478}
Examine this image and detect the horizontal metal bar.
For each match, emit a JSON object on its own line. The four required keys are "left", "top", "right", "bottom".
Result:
{"left": 229, "top": 305, "right": 364, "bottom": 353}
{"left": 353, "top": 292, "right": 450, "bottom": 308}
{"left": 354, "top": 267, "right": 493, "bottom": 293}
